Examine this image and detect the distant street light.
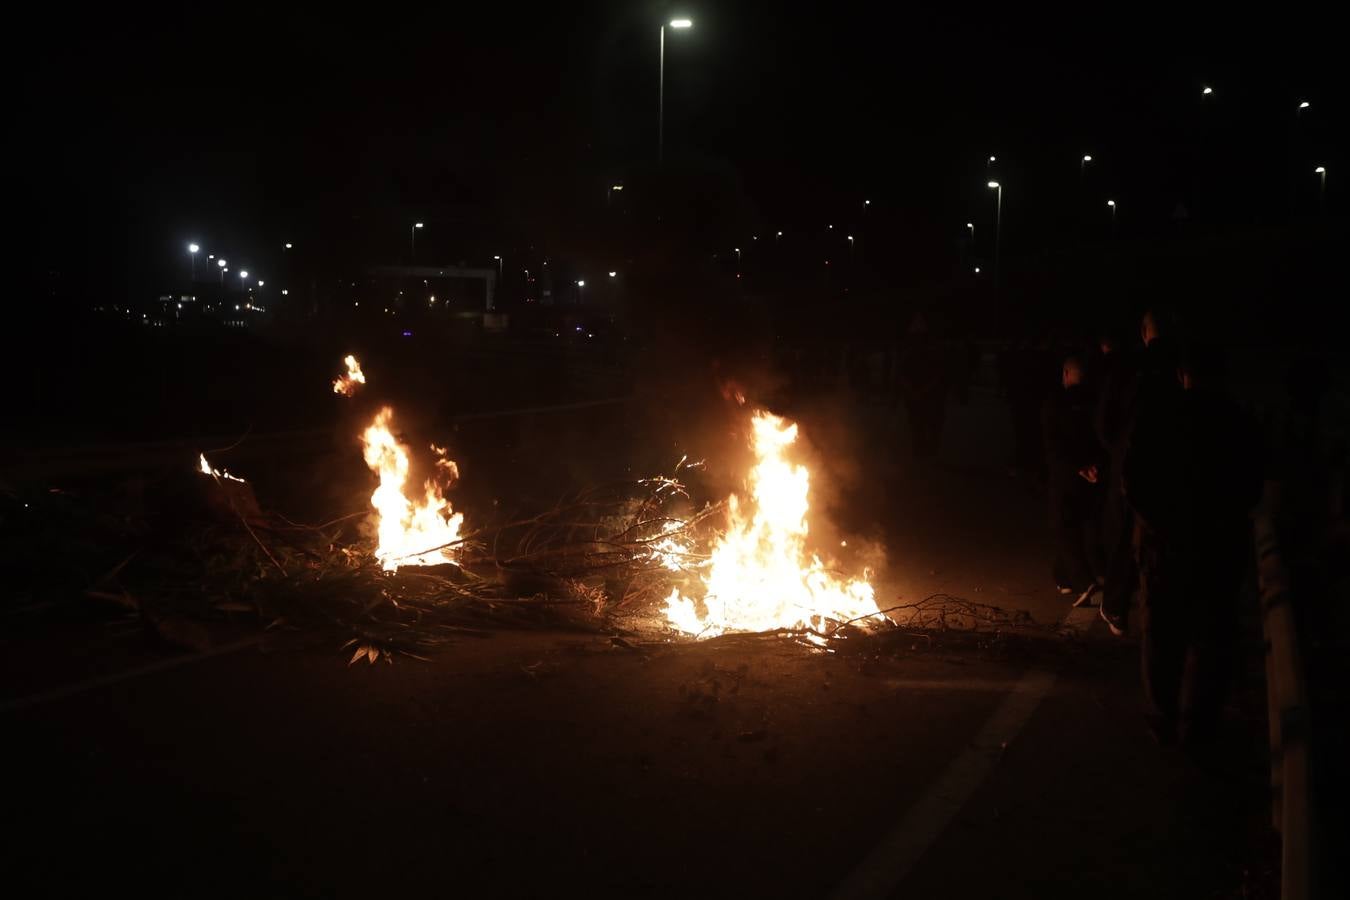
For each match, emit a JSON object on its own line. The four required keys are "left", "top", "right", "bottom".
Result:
{"left": 1107, "top": 199, "right": 1117, "bottom": 231}
{"left": 1315, "top": 166, "right": 1327, "bottom": 209}
{"left": 987, "top": 155, "right": 996, "bottom": 169}
{"left": 239, "top": 270, "right": 249, "bottom": 283}
{"left": 608, "top": 183, "right": 623, "bottom": 205}
{"left": 284, "top": 242, "right": 293, "bottom": 249}
{"left": 988, "top": 181, "right": 1002, "bottom": 278}
{"left": 974, "top": 267, "right": 981, "bottom": 274}
{"left": 576, "top": 279, "right": 586, "bottom": 303}
{"left": 847, "top": 234, "right": 854, "bottom": 259}
{"left": 1202, "top": 85, "right": 1213, "bottom": 96}
{"left": 217, "top": 258, "right": 227, "bottom": 287}
{"left": 966, "top": 222, "right": 975, "bottom": 241}
{"left": 1081, "top": 154, "right": 1092, "bottom": 176}
{"left": 1298, "top": 100, "right": 1310, "bottom": 112}
{"left": 257, "top": 280, "right": 265, "bottom": 287}
{"left": 188, "top": 243, "right": 199, "bottom": 279}
{"left": 776, "top": 230, "right": 783, "bottom": 241}
{"left": 609, "top": 271, "right": 618, "bottom": 278}
{"left": 734, "top": 247, "right": 741, "bottom": 264}
{"left": 411, "top": 222, "right": 424, "bottom": 258}
{"left": 659, "top": 18, "right": 694, "bottom": 163}
{"left": 493, "top": 254, "right": 502, "bottom": 280}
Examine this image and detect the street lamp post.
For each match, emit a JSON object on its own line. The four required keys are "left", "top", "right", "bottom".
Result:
{"left": 576, "top": 279, "right": 585, "bottom": 304}
{"left": 1081, "top": 154, "right": 1092, "bottom": 177}
{"left": 1107, "top": 199, "right": 1117, "bottom": 232}
{"left": 218, "top": 258, "right": 227, "bottom": 287}
{"left": 988, "top": 181, "right": 1002, "bottom": 279}
{"left": 188, "top": 243, "right": 199, "bottom": 280}
{"left": 493, "top": 255, "right": 503, "bottom": 280}
{"left": 411, "top": 222, "right": 424, "bottom": 259}
{"left": 966, "top": 222, "right": 975, "bottom": 242}
{"left": 734, "top": 247, "right": 741, "bottom": 264}
{"left": 1315, "top": 166, "right": 1327, "bottom": 210}
{"left": 659, "top": 18, "right": 693, "bottom": 164}
{"left": 847, "top": 234, "right": 854, "bottom": 260}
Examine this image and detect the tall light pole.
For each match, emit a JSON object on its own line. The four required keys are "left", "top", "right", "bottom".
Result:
{"left": 987, "top": 155, "right": 996, "bottom": 169}
{"left": 734, "top": 247, "right": 741, "bottom": 264}
{"left": 1298, "top": 100, "right": 1310, "bottom": 118}
{"left": 988, "top": 181, "right": 1002, "bottom": 279}
{"left": 1315, "top": 166, "right": 1327, "bottom": 210}
{"left": 1107, "top": 199, "right": 1117, "bottom": 232}
{"left": 1080, "top": 154, "right": 1092, "bottom": 177}
{"left": 493, "top": 254, "right": 503, "bottom": 280}
{"left": 659, "top": 18, "right": 693, "bottom": 164}
{"left": 188, "top": 243, "right": 199, "bottom": 280}
{"left": 847, "top": 234, "right": 854, "bottom": 260}
{"left": 966, "top": 222, "right": 974, "bottom": 242}
{"left": 576, "top": 279, "right": 585, "bottom": 304}
{"left": 218, "top": 258, "right": 227, "bottom": 287}
{"left": 608, "top": 183, "right": 623, "bottom": 205}
{"left": 411, "top": 222, "right": 424, "bottom": 259}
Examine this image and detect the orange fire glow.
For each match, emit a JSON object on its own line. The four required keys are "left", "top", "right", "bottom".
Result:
{"left": 360, "top": 407, "right": 464, "bottom": 572}
{"left": 664, "top": 410, "right": 881, "bottom": 638}
{"left": 198, "top": 452, "right": 245, "bottom": 483}
{"left": 333, "top": 354, "right": 366, "bottom": 396}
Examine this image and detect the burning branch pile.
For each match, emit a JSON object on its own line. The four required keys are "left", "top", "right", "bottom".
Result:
{"left": 14, "top": 353, "right": 1056, "bottom": 662}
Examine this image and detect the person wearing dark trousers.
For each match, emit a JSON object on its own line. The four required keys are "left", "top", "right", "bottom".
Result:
{"left": 1042, "top": 355, "right": 1106, "bottom": 606}
{"left": 1123, "top": 344, "right": 1264, "bottom": 746}
{"left": 1096, "top": 310, "right": 1182, "bottom": 635}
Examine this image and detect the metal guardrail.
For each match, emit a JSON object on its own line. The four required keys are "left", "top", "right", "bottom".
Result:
{"left": 1254, "top": 494, "right": 1314, "bottom": 900}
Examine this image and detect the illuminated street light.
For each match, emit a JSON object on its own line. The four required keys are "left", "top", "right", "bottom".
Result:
{"left": 284, "top": 242, "right": 293, "bottom": 249}
{"left": 1315, "top": 166, "right": 1327, "bottom": 209}
{"left": 987, "top": 155, "right": 996, "bottom": 168}
{"left": 257, "top": 280, "right": 264, "bottom": 287}
{"left": 734, "top": 247, "right": 741, "bottom": 264}
{"left": 1299, "top": 100, "right": 1310, "bottom": 110}
{"left": 411, "top": 222, "right": 424, "bottom": 258}
{"left": 1202, "top": 86, "right": 1213, "bottom": 96}
{"left": 281, "top": 289, "right": 289, "bottom": 296}
{"left": 1080, "top": 154, "right": 1092, "bottom": 177}
{"left": 966, "top": 222, "right": 975, "bottom": 241}
{"left": 659, "top": 18, "right": 693, "bottom": 163}
{"left": 1107, "top": 199, "right": 1117, "bottom": 231}
{"left": 188, "top": 243, "right": 199, "bottom": 280}
{"left": 493, "top": 254, "right": 502, "bottom": 280}
{"left": 609, "top": 271, "right": 618, "bottom": 278}
{"left": 974, "top": 267, "right": 981, "bottom": 274}
{"left": 988, "top": 181, "right": 1002, "bottom": 279}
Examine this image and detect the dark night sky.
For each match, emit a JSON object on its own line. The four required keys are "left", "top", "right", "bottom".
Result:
{"left": 19, "top": 3, "right": 1345, "bottom": 299}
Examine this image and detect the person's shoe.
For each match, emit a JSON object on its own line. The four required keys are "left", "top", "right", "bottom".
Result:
{"left": 1056, "top": 584, "right": 1075, "bottom": 595}
{"left": 1099, "top": 605, "right": 1126, "bottom": 637}
{"left": 1072, "top": 583, "right": 1099, "bottom": 608}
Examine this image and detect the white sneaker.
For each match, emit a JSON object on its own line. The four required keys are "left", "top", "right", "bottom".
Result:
{"left": 1099, "top": 605, "right": 1126, "bottom": 637}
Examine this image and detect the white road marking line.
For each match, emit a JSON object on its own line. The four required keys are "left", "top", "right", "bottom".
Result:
{"left": 0, "top": 636, "right": 268, "bottom": 714}
{"left": 831, "top": 668, "right": 1058, "bottom": 900}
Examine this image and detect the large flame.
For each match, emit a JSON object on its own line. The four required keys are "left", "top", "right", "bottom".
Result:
{"left": 361, "top": 407, "right": 464, "bottom": 572}
{"left": 333, "top": 354, "right": 366, "bottom": 396}
{"left": 664, "top": 410, "right": 881, "bottom": 638}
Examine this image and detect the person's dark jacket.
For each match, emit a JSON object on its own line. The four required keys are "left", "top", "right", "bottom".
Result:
{"left": 1124, "top": 386, "right": 1264, "bottom": 569}
{"left": 1043, "top": 383, "right": 1104, "bottom": 495}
